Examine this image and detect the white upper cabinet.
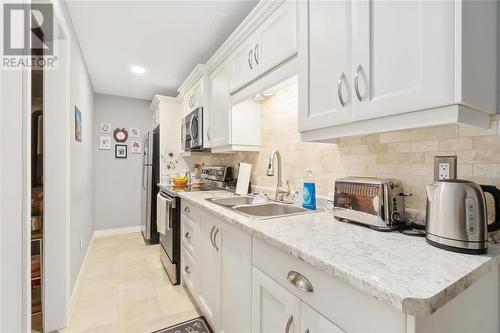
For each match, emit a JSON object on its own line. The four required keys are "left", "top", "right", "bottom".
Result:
{"left": 298, "top": 0, "right": 353, "bottom": 131}
{"left": 254, "top": 1, "right": 298, "bottom": 77}
{"left": 209, "top": 64, "right": 231, "bottom": 149}
{"left": 351, "top": 0, "right": 454, "bottom": 121}
{"left": 229, "top": 1, "right": 298, "bottom": 93}
{"left": 229, "top": 36, "right": 258, "bottom": 94}
{"left": 299, "top": 0, "right": 497, "bottom": 142}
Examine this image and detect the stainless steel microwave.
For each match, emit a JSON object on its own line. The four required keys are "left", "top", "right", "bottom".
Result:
{"left": 182, "top": 107, "right": 204, "bottom": 151}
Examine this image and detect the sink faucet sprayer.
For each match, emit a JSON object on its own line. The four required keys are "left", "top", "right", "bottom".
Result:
{"left": 266, "top": 150, "right": 291, "bottom": 201}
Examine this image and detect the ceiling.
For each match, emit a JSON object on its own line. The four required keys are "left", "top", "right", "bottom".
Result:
{"left": 66, "top": 1, "right": 258, "bottom": 100}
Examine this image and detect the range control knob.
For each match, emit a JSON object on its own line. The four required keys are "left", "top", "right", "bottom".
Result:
{"left": 391, "top": 212, "right": 402, "bottom": 222}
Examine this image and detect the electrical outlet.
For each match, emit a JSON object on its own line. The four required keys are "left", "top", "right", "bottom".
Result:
{"left": 434, "top": 156, "right": 457, "bottom": 181}
{"left": 80, "top": 237, "right": 83, "bottom": 252}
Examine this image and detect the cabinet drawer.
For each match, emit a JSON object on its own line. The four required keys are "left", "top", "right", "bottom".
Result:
{"left": 181, "top": 215, "right": 197, "bottom": 258}
{"left": 181, "top": 245, "right": 197, "bottom": 297}
{"left": 181, "top": 200, "right": 200, "bottom": 222}
{"left": 252, "top": 238, "right": 405, "bottom": 333}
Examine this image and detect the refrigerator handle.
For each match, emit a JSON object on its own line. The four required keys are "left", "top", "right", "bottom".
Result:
{"left": 142, "top": 165, "right": 147, "bottom": 191}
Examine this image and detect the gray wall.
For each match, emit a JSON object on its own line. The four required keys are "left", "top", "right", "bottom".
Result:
{"left": 94, "top": 94, "right": 152, "bottom": 231}
{"left": 66, "top": 2, "right": 96, "bottom": 296}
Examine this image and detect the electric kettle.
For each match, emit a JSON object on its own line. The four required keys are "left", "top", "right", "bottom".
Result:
{"left": 425, "top": 180, "right": 500, "bottom": 254}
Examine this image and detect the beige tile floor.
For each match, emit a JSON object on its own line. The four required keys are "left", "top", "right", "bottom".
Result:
{"left": 65, "top": 232, "right": 199, "bottom": 333}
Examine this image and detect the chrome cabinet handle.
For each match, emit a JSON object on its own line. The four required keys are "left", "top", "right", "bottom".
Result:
{"left": 354, "top": 64, "right": 365, "bottom": 102}
{"left": 207, "top": 127, "right": 211, "bottom": 141}
{"left": 213, "top": 228, "right": 220, "bottom": 252}
{"left": 337, "top": 72, "right": 347, "bottom": 107}
{"left": 248, "top": 49, "right": 253, "bottom": 69}
{"left": 184, "top": 207, "right": 190, "bottom": 214}
{"left": 184, "top": 232, "right": 191, "bottom": 240}
{"left": 210, "top": 225, "right": 216, "bottom": 248}
{"left": 184, "top": 266, "right": 191, "bottom": 274}
{"left": 285, "top": 315, "right": 293, "bottom": 333}
{"left": 254, "top": 44, "right": 259, "bottom": 65}
{"left": 287, "top": 271, "right": 314, "bottom": 293}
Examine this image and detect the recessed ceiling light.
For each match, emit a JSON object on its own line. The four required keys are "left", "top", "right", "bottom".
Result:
{"left": 130, "top": 65, "right": 146, "bottom": 74}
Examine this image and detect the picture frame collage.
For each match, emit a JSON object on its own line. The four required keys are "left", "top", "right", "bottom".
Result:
{"left": 98, "top": 122, "right": 142, "bottom": 158}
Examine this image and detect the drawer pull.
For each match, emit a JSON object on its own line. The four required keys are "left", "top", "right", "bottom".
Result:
{"left": 184, "top": 266, "right": 191, "bottom": 274}
{"left": 184, "top": 207, "right": 190, "bottom": 214}
{"left": 285, "top": 315, "right": 293, "bottom": 333}
{"left": 185, "top": 232, "right": 191, "bottom": 240}
{"left": 287, "top": 271, "right": 314, "bottom": 293}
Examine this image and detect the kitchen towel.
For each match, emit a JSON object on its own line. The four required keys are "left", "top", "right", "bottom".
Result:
{"left": 236, "top": 163, "right": 252, "bottom": 195}
{"left": 157, "top": 193, "right": 167, "bottom": 235}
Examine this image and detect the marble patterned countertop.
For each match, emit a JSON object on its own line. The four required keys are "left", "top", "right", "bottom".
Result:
{"left": 160, "top": 186, "right": 500, "bottom": 316}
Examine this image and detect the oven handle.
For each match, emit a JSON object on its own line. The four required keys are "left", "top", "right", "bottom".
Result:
{"left": 160, "top": 192, "right": 176, "bottom": 232}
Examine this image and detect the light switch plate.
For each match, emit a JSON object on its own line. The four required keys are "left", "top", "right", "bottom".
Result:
{"left": 434, "top": 156, "right": 457, "bottom": 181}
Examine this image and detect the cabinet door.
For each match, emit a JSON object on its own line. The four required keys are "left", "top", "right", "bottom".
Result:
{"left": 351, "top": 0, "right": 454, "bottom": 121}
{"left": 229, "top": 35, "right": 257, "bottom": 92}
{"left": 255, "top": 1, "right": 298, "bottom": 77}
{"left": 219, "top": 224, "right": 252, "bottom": 333}
{"left": 252, "top": 267, "right": 301, "bottom": 333}
{"left": 209, "top": 64, "right": 231, "bottom": 148}
{"left": 300, "top": 302, "right": 345, "bottom": 333}
{"left": 197, "top": 215, "right": 219, "bottom": 329}
{"left": 298, "top": 0, "right": 352, "bottom": 132}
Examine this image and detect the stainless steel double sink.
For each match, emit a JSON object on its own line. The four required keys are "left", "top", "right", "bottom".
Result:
{"left": 207, "top": 195, "right": 317, "bottom": 220}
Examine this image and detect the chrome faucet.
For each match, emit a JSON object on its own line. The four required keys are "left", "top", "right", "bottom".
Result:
{"left": 266, "top": 150, "right": 291, "bottom": 201}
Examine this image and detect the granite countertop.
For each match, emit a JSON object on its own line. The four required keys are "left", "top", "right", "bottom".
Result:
{"left": 165, "top": 187, "right": 500, "bottom": 317}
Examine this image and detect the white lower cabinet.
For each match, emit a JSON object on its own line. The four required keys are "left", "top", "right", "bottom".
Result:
{"left": 300, "top": 302, "right": 344, "bottom": 333}
{"left": 197, "top": 213, "right": 220, "bottom": 329}
{"left": 252, "top": 267, "right": 301, "bottom": 333}
{"left": 252, "top": 266, "right": 343, "bottom": 333}
{"left": 181, "top": 202, "right": 252, "bottom": 333}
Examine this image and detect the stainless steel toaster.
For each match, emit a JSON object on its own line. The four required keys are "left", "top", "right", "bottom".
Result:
{"left": 333, "top": 177, "right": 406, "bottom": 230}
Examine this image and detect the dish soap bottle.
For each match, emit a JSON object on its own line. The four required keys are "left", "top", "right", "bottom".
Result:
{"left": 302, "top": 170, "right": 316, "bottom": 210}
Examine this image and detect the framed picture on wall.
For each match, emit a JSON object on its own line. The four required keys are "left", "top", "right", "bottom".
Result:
{"left": 129, "top": 128, "right": 140, "bottom": 138}
{"left": 74, "top": 106, "right": 82, "bottom": 142}
{"left": 99, "top": 136, "right": 111, "bottom": 150}
{"left": 99, "top": 122, "right": 112, "bottom": 134}
{"left": 131, "top": 140, "right": 141, "bottom": 154}
{"left": 115, "top": 144, "right": 127, "bottom": 158}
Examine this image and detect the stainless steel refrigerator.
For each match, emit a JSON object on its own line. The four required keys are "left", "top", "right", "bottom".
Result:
{"left": 141, "top": 126, "right": 160, "bottom": 244}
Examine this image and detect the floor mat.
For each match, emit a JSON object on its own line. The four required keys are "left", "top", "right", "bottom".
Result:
{"left": 153, "top": 316, "right": 212, "bottom": 333}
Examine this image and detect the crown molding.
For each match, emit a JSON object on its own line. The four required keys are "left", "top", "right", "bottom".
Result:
{"left": 177, "top": 64, "right": 208, "bottom": 95}
{"left": 204, "top": 0, "right": 285, "bottom": 73}
{"left": 175, "top": 0, "right": 285, "bottom": 95}
{"left": 149, "top": 94, "right": 181, "bottom": 111}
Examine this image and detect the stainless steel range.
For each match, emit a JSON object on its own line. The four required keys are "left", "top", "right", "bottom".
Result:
{"left": 156, "top": 166, "right": 231, "bottom": 284}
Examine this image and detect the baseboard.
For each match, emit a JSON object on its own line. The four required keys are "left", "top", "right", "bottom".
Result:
{"left": 67, "top": 231, "right": 95, "bottom": 321}
{"left": 93, "top": 225, "right": 141, "bottom": 238}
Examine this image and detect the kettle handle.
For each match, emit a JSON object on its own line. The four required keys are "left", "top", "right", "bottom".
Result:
{"left": 480, "top": 185, "right": 500, "bottom": 232}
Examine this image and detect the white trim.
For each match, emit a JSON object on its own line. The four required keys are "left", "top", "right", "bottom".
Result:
{"left": 93, "top": 226, "right": 142, "bottom": 238}
{"left": 67, "top": 232, "right": 95, "bottom": 321}
{"left": 149, "top": 94, "right": 181, "bottom": 111}
{"left": 177, "top": 64, "right": 207, "bottom": 95}
{"left": 300, "top": 104, "right": 491, "bottom": 143}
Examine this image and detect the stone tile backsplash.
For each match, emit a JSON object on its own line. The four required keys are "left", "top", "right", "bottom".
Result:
{"left": 195, "top": 81, "right": 500, "bottom": 224}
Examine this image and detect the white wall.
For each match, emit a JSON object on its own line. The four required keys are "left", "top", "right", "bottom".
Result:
{"left": 94, "top": 94, "right": 152, "bottom": 231}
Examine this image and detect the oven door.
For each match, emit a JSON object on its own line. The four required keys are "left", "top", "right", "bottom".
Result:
{"left": 159, "top": 192, "right": 180, "bottom": 284}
